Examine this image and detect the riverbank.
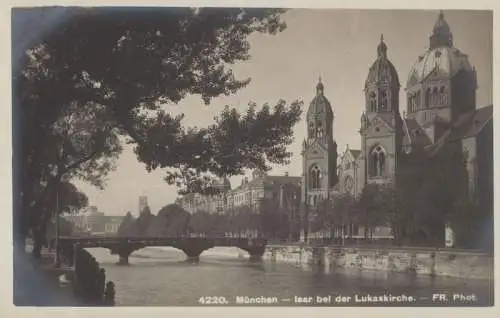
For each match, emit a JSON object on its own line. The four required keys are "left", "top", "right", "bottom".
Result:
{"left": 263, "top": 244, "right": 494, "bottom": 281}
{"left": 14, "top": 247, "right": 115, "bottom": 306}
{"left": 14, "top": 249, "right": 83, "bottom": 306}
{"left": 115, "top": 244, "right": 493, "bottom": 281}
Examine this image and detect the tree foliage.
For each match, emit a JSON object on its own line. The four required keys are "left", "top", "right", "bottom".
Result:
{"left": 145, "top": 204, "right": 191, "bottom": 236}
{"left": 13, "top": 7, "right": 302, "bottom": 251}
{"left": 46, "top": 216, "right": 74, "bottom": 238}
{"left": 356, "top": 184, "right": 393, "bottom": 232}
{"left": 117, "top": 212, "right": 135, "bottom": 237}
{"left": 134, "top": 206, "right": 155, "bottom": 236}
{"left": 259, "top": 199, "right": 288, "bottom": 239}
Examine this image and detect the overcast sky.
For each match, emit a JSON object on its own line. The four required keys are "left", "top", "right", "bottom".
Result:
{"left": 72, "top": 9, "right": 493, "bottom": 216}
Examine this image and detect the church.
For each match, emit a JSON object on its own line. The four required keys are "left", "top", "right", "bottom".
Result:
{"left": 301, "top": 11, "right": 493, "bottom": 241}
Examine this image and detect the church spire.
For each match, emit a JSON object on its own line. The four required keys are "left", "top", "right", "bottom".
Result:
{"left": 316, "top": 76, "right": 324, "bottom": 95}
{"left": 377, "top": 33, "right": 387, "bottom": 58}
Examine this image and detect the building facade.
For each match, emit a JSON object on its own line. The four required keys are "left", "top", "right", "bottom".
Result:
{"left": 64, "top": 206, "right": 125, "bottom": 236}
{"left": 310, "top": 11, "right": 492, "bottom": 241}
{"left": 341, "top": 12, "right": 492, "bottom": 201}
{"left": 176, "top": 171, "right": 301, "bottom": 215}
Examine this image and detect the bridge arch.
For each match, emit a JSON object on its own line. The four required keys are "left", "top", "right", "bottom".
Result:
{"left": 60, "top": 236, "right": 267, "bottom": 265}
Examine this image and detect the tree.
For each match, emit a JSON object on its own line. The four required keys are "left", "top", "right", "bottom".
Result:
{"left": 135, "top": 206, "right": 155, "bottom": 236}
{"left": 231, "top": 205, "right": 261, "bottom": 235}
{"left": 31, "top": 181, "right": 88, "bottom": 257}
{"left": 356, "top": 184, "right": 394, "bottom": 238}
{"left": 46, "top": 216, "right": 73, "bottom": 238}
{"left": 391, "top": 143, "right": 470, "bottom": 247}
{"left": 147, "top": 204, "right": 191, "bottom": 236}
{"left": 187, "top": 210, "right": 212, "bottom": 235}
{"left": 117, "top": 212, "right": 135, "bottom": 237}
{"left": 13, "top": 7, "right": 302, "bottom": 254}
{"left": 259, "top": 199, "right": 285, "bottom": 239}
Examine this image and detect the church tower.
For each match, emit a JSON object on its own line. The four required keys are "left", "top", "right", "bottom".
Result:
{"left": 301, "top": 78, "right": 338, "bottom": 206}
{"left": 359, "top": 35, "right": 403, "bottom": 187}
{"left": 406, "top": 11, "right": 477, "bottom": 143}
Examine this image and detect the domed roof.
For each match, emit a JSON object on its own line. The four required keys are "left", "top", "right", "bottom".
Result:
{"left": 307, "top": 77, "right": 333, "bottom": 120}
{"left": 406, "top": 47, "right": 472, "bottom": 87}
{"left": 433, "top": 11, "right": 451, "bottom": 36}
{"left": 365, "top": 35, "right": 400, "bottom": 88}
{"left": 406, "top": 11, "right": 472, "bottom": 88}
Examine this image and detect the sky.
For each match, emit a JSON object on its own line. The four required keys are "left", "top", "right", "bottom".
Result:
{"left": 73, "top": 9, "right": 493, "bottom": 216}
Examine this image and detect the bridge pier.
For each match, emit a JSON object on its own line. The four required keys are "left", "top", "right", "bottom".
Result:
{"left": 246, "top": 245, "right": 266, "bottom": 261}
{"left": 117, "top": 254, "right": 130, "bottom": 265}
{"left": 180, "top": 241, "right": 214, "bottom": 262}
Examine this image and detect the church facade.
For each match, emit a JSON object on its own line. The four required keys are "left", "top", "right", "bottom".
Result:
{"left": 302, "top": 11, "right": 493, "bottom": 240}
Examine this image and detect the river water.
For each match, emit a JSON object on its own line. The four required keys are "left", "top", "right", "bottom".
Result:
{"left": 86, "top": 247, "right": 494, "bottom": 307}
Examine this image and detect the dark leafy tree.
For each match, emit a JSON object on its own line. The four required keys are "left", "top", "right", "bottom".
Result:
{"left": 31, "top": 181, "right": 88, "bottom": 257}
{"left": 332, "top": 193, "right": 357, "bottom": 237}
{"left": 259, "top": 199, "right": 287, "bottom": 239}
{"left": 135, "top": 206, "right": 155, "bottom": 236}
{"left": 117, "top": 212, "right": 135, "bottom": 237}
{"left": 46, "top": 216, "right": 74, "bottom": 238}
{"left": 13, "top": 7, "right": 302, "bottom": 254}
{"left": 147, "top": 204, "right": 191, "bottom": 236}
{"left": 355, "top": 184, "right": 394, "bottom": 238}
{"left": 231, "top": 205, "right": 261, "bottom": 235}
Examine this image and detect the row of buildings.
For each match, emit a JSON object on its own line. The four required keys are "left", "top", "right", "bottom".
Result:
{"left": 175, "top": 170, "right": 302, "bottom": 215}
{"left": 175, "top": 12, "right": 493, "bottom": 243}
{"left": 63, "top": 206, "right": 125, "bottom": 236}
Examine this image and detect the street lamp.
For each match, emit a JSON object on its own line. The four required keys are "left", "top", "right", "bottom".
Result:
{"left": 303, "top": 172, "right": 309, "bottom": 243}
{"left": 54, "top": 187, "right": 61, "bottom": 268}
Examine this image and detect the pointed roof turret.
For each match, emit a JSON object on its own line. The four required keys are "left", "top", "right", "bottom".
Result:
{"left": 307, "top": 77, "right": 333, "bottom": 120}
{"left": 377, "top": 34, "right": 387, "bottom": 58}
{"left": 429, "top": 10, "right": 453, "bottom": 49}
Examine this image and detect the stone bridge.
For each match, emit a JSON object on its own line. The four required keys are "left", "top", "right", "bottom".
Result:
{"left": 58, "top": 236, "right": 267, "bottom": 265}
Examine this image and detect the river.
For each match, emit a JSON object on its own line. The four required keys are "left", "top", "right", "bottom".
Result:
{"left": 86, "top": 247, "right": 494, "bottom": 307}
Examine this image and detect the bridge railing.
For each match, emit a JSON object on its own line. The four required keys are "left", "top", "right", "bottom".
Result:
{"left": 59, "top": 234, "right": 267, "bottom": 241}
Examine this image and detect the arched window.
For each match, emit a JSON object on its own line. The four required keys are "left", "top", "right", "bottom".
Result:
{"left": 369, "top": 92, "right": 376, "bottom": 112}
{"left": 425, "top": 88, "right": 431, "bottom": 107}
{"left": 440, "top": 86, "right": 446, "bottom": 105}
{"left": 408, "top": 97, "right": 412, "bottom": 113}
{"left": 316, "top": 120, "right": 323, "bottom": 138}
{"left": 308, "top": 122, "right": 314, "bottom": 138}
{"left": 380, "top": 90, "right": 388, "bottom": 111}
{"left": 310, "top": 165, "right": 321, "bottom": 189}
{"left": 369, "top": 146, "right": 386, "bottom": 177}
{"left": 416, "top": 92, "right": 421, "bottom": 110}
{"left": 431, "top": 87, "right": 438, "bottom": 106}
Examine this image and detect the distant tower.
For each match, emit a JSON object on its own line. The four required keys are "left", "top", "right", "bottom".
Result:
{"left": 138, "top": 196, "right": 148, "bottom": 214}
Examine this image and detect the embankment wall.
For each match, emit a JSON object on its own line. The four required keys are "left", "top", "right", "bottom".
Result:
{"left": 263, "top": 244, "right": 493, "bottom": 280}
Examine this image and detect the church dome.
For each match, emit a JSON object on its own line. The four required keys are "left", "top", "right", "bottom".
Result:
{"left": 406, "top": 47, "right": 472, "bottom": 88}
{"left": 307, "top": 78, "right": 333, "bottom": 120}
{"left": 365, "top": 35, "right": 400, "bottom": 88}
{"left": 406, "top": 11, "right": 472, "bottom": 88}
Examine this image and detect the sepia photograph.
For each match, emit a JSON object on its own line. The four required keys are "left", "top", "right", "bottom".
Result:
{"left": 11, "top": 5, "right": 494, "bottom": 308}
